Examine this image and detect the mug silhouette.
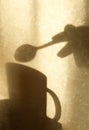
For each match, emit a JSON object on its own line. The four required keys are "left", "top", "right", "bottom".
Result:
{"left": 15, "top": 24, "right": 89, "bottom": 67}
{"left": 6, "top": 63, "right": 62, "bottom": 130}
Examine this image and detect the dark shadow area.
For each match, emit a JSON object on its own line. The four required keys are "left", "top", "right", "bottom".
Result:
{"left": 15, "top": 24, "right": 89, "bottom": 67}
{"left": 0, "top": 100, "right": 10, "bottom": 130}
{"left": 0, "top": 63, "right": 62, "bottom": 130}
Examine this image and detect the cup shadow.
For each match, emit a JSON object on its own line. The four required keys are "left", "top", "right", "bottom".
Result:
{"left": 0, "top": 100, "right": 10, "bottom": 130}
{"left": 0, "top": 63, "right": 62, "bottom": 130}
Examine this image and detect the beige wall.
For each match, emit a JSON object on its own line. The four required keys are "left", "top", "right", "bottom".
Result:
{"left": 0, "top": 0, "right": 89, "bottom": 130}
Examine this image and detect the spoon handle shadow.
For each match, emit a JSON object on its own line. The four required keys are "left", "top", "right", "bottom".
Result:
{"left": 37, "top": 31, "right": 67, "bottom": 50}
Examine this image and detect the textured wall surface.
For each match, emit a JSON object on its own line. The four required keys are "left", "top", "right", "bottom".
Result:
{"left": 0, "top": 0, "right": 89, "bottom": 130}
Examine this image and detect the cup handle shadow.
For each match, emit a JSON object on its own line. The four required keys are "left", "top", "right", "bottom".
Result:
{"left": 47, "top": 88, "right": 61, "bottom": 122}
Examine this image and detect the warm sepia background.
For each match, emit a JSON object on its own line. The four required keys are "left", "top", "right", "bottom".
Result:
{"left": 0, "top": 0, "right": 89, "bottom": 130}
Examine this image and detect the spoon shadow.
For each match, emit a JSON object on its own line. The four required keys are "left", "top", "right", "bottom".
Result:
{"left": 15, "top": 24, "right": 89, "bottom": 67}
{"left": 14, "top": 31, "right": 67, "bottom": 62}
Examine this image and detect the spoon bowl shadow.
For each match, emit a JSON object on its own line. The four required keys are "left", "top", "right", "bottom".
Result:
{"left": 15, "top": 44, "right": 38, "bottom": 62}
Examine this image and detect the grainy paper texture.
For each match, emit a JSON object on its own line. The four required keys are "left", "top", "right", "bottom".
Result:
{"left": 0, "top": 0, "right": 89, "bottom": 130}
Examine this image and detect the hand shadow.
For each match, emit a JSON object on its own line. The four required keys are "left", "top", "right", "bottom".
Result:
{"left": 0, "top": 63, "right": 62, "bottom": 130}
{"left": 56, "top": 24, "right": 89, "bottom": 67}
